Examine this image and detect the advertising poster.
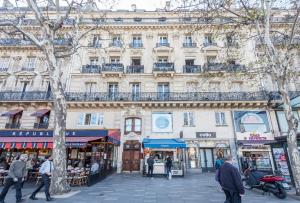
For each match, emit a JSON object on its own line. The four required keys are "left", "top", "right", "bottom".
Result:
{"left": 273, "top": 148, "right": 291, "bottom": 182}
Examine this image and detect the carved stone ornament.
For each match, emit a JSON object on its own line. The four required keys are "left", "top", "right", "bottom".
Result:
{"left": 13, "top": 56, "right": 22, "bottom": 61}
{"left": 124, "top": 105, "right": 142, "bottom": 117}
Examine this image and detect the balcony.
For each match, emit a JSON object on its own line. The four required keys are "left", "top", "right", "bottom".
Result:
{"left": 203, "top": 42, "right": 218, "bottom": 47}
{"left": 109, "top": 41, "right": 122, "bottom": 47}
{"left": 65, "top": 91, "right": 271, "bottom": 102}
{"left": 88, "top": 42, "right": 101, "bottom": 48}
{"left": 156, "top": 42, "right": 170, "bottom": 47}
{"left": 126, "top": 65, "right": 144, "bottom": 73}
{"left": 129, "top": 43, "right": 143, "bottom": 48}
{"left": 0, "top": 91, "right": 52, "bottom": 101}
{"left": 153, "top": 63, "right": 174, "bottom": 72}
{"left": 203, "top": 63, "right": 246, "bottom": 72}
{"left": 81, "top": 65, "right": 101, "bottom": 73}
{"left": 183, "top": 43, "right": 197, "bottom": 48}
{"left": 5, "top": 123, "right": 20, "bottom": 129}
{"left": 102, "top": 63, "right": 124, "bottom": 77}
{"left": 0, "top": 68, "right": 8, "bottom": 72}
{"left": 34, "top": 123, "right": 49, "bottom": 129}
{"left": 183, "top": 65, "right": 201, "bottom": 73}
{"left": 21, "top": 67, "right": 35, "bottom": 72}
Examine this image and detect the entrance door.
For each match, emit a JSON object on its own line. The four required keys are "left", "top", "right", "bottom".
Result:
{"left": 200, "top": 148, "right": 214, "bottom": 172}
{"left": 122, "top": 141, "right": 141, "bottom": 172}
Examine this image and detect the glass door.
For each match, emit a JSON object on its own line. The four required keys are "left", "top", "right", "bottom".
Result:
{"left": 157, "top": 83, "right": 169, "bottom": 100}
{"left": 131, "top": 83, "right": 140, "bottom": 100}
{"left": 199, "top": 148, "right": 214, "bottom": 172}
{"left": 108, "top": 83, "right": 118, "bottom": 99}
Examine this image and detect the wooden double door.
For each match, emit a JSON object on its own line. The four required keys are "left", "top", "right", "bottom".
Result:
{"left": 122, "top": 141, "right": 141, "bottom": 172}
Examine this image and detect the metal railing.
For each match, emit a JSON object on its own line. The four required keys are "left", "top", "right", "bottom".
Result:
{"left": 153, "top": 63, "right": 174, "bottom": 72}
{"left": 0, "top": 68, "right": 8, "bottom": 72}
{"left": 183, "top": 65, "right": 201, "bottom": 73}
{"left": 0, "top": 38, "right": 72, "bottom": 46}
{"left": 21, "top": 67, "right": 35, "bottom": 72}
{"left": 203, "top": 42, "right": 218, "bottom": 47}
{"left": 126, "top": 65, "right": 144, "bottom": 73}
{"left": 5, "top": 123, "right": 20, "bottom": 129}
{"left": 81, "top": 65, "right": 101, "bottom": 73}
{"left": 203, "top": 63, "right": 246, "bottom": 72}
{"left": 183, "top": 43, "right": 197, "bottom": 48}
{"left": 129, "top": 43, "right": 143, "bottom": 48}
{"left": 34, "top": 123, "right": 49, "bottom": 129}
{"left": 156, "top": 42, "right": 170, "bottom": 47}
{"left": 109, "top": 41, "right": 122, "bottom": 47}
{"left": 102, "top": 63, "right": 124, "bottom": 72}
{"left": 0, "top": 91, "right": 52, "bottom": 101}
{"left": 65, "top": 91, "right": 270, "bottom": 102}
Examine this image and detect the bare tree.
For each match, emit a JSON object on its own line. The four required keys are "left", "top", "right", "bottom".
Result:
{"left": 176, "top": 0, "right": 300, "bottom": 195}
{"left": 0, "top": 0, "right": 114, "bottom": 194}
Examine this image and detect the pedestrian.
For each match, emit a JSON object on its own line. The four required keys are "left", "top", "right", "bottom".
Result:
{"left": 166, "top": 156, "right": 172, "bottom": 179}
{"left": 219, "top": 155, "right": 244, "bottom": 203}
{"left": 0, "top": 157, "right": 8, "bottom": 170}
{"left": 215, "top": 155, "right": 224, "bottom": 191}
{"left": 147, "top": 155, "right": 154, "bottom": 178}
{"left": 0, "top": 154, "right": 28, "bottom": 203}
{"left": 29, "top": 155, "right": 54, "bottom": 201}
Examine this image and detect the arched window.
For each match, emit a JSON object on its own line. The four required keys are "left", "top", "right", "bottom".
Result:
{"left": 125, "top": 117, "right": 141, "bottom": 134}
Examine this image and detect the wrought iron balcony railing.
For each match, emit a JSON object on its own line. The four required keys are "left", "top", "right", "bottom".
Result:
{"left": 34, "top": 123, "right": 49, "bottom": 129}
{"left": 21, "top": 67, "right": 35, "bottom": 72}
{"left": 5, "top": 123, "right": 20, "bottom": 129}
{"left": 102, "top": 63, "right": 124, "bottom": 72}
{"left": 126, "top": 65, "right": 144, "bottom": 73}
{"left": 153, "top": 63, "right": 174, "bottom": 72}
{"left": 129, "top": 43, "right": 143, "bottom": 48}
{"left": 0, "top": 91, "right": 52, "bottom": 101}
{"left": 0, "top": 38, "right": 72, "bottom": 46}
{"left": 0, "top": 68, "right": 8, "bottom": 72}
{"left": 65, "top": 91, "right": 270, "bottom": 102}
{"left": 203, "top": 63, "right": 246, "bottom": 72}
{"left": 203, "top": 42, "right": 218, "bottom": 47}
{"left": 183, "top": 43, "right": 197, "bottom": 48}
{"left": 81, "top": 65, "right": 101, "bottom": 73}
{"left": 183, "top": 65, "right": 201, "bottom": 73}
{"left": 156, "top": 42, "right": 170, "bottom": 47}
{"left": 88, "top": 42, "right": 102, "bottom": 48}
{"left": 109, "top": 41, "right": 122, "bottom": 47}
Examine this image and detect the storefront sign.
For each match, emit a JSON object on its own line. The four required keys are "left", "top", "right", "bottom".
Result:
{"left": 248, "top": 133, "right": 267, "bottom": 140}
{"left": 196, "top": 132, "right": 216, "bottom": 138}
{"left": 0, "top": 129, "right": 108, "bottom": 137}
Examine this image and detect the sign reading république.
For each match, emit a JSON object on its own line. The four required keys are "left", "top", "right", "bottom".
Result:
{"left": 0, "top": 129, "right": 108, "bottom": 137}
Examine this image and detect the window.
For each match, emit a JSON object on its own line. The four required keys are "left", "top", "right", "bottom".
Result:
{"left": 185, "top": 59, "right": 194, "bottom": 66}
{"left": 185, "top": 35, "right": 192, "bottom": 44}
{"left": 186, "top": 82, "right": 198, "bottom": 92}
{"left": 25, "top": 57, "right": 36, "bottom": 69}
{"left": 233, "top": 111, "right": 270, "bottom": 133}
{"left": 108, "top": 83, "right": 118, "bottom": 98}
{"left": 89, "top": 58, "right": 98, "bottom": 65}
{"left": 231, "top": 82, "right": 242, "bottom": 91}
{"left": 131, "top": 83, "right": 140, "bottom": 98}
{"left": 85, "top": 82, "right": 96, "bottom": 93}
{"left": 77, "top": 113, "right": 103, "bottom": 126}
{"left": 110, "top": 57, "right": 120, "bottom": 64}
{"left": 125, "top": 117, "right": 142, "bottom": 134}
{"left": 215, "top": 112, "right": 226, "bottom": 126}
{"left": 207, "top": 56, "right": 217, "bottom": 64}
{"left": 204, "top": 34, "right": 213, "bottom": 44}
{"left": 184, "top": 112, "right": 194, "bottom": 126}
{"left": 112, "top": 35, "right": 121, "bottom": 46}
{"left": 276, "top": 111, "right": 300, "bottom": 133}
{"left": 159, "top": 35, "right": 168, "bottom": 44}
{"left": 226, "top": 34, "right": 233, "bottom": 45}
{"left": 131, "top": 58, "right": 141, "bottom": 65}
{"left": 92, "top": 35, "right": 101, "bottom": 47}
{"left": 0, "top": 57, "right": 10, "bottom": 69}
{"left": 132, "top": 35, "right": 142, "bottom": 47}
{"left": 158, "top": 83, "right": 169, "bottom": 100}
{"left": 158, "top": 57, "right": 168, "bottom": 63}
{"left": 0, "top": 80, "right": 5, "bottom": 91}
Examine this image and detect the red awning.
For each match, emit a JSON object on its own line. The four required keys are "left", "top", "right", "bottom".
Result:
{"left": 30, "top": 109, "right": 50, "bottom": 117}
{"left": 1, "top": 109, "right": 23, "bottom": 117}
{"left": 0, "top": 136, "right": 102, "bottom": 149}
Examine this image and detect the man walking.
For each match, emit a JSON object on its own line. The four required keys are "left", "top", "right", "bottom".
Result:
{"left": 147, "top": 155, "right": 154, "bottom": 178}
{"left": 219, "top": 155, "right": 244, "bottom": 203}
{"left": 0, "top": 154, "right": 28, "bottom": 203}
{"left": 29, "top": 155, "right": 54, "bottom": 201}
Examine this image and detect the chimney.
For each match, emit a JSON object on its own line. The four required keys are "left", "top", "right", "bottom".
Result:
{"left": 131, "top": 4, "right": 136, "bottom": 11}
{"left": 165, "top": 1, "right": 171, "bottom": 11}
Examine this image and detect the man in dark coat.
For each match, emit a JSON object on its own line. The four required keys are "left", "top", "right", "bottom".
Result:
{"left": 147, "top": 155, "right": 154, "bottom": 178}
{"left": 219, "top": 155, "right": 245, "bottom": 203}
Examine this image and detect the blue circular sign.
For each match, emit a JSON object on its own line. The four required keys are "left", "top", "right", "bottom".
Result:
{"left": 155, "top": 116, "right": 169, "bottom": 129}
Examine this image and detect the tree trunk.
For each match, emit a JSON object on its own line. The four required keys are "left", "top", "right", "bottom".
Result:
{"left": 44, "top": 46, "right": 70, "bottom": 194}
{"left": 280, "top": 88, "right": 300, "bottom": 195}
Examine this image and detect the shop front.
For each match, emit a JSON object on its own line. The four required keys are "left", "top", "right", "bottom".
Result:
{"left": 0, "top": 129, "right": 120, "bottom": 186}
{"left": 184, "top": 132, "right": 230, "bottom": 172}
{"left": 142, "top": 139, "right": 186, "bottom": 177}
{"left": 233, "top": 111, "right": 275, "bottom": 172}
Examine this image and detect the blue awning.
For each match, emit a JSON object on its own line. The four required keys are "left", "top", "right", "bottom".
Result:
{"left": 142, "top": 139, "right": 186, "bottom": 149}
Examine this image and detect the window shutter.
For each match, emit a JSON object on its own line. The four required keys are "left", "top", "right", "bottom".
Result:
{"left": 77, "top": 113, "right": 84, "bottom": 125}
{"left": 215, "top": 112, "right": 220, "bottom": 125}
